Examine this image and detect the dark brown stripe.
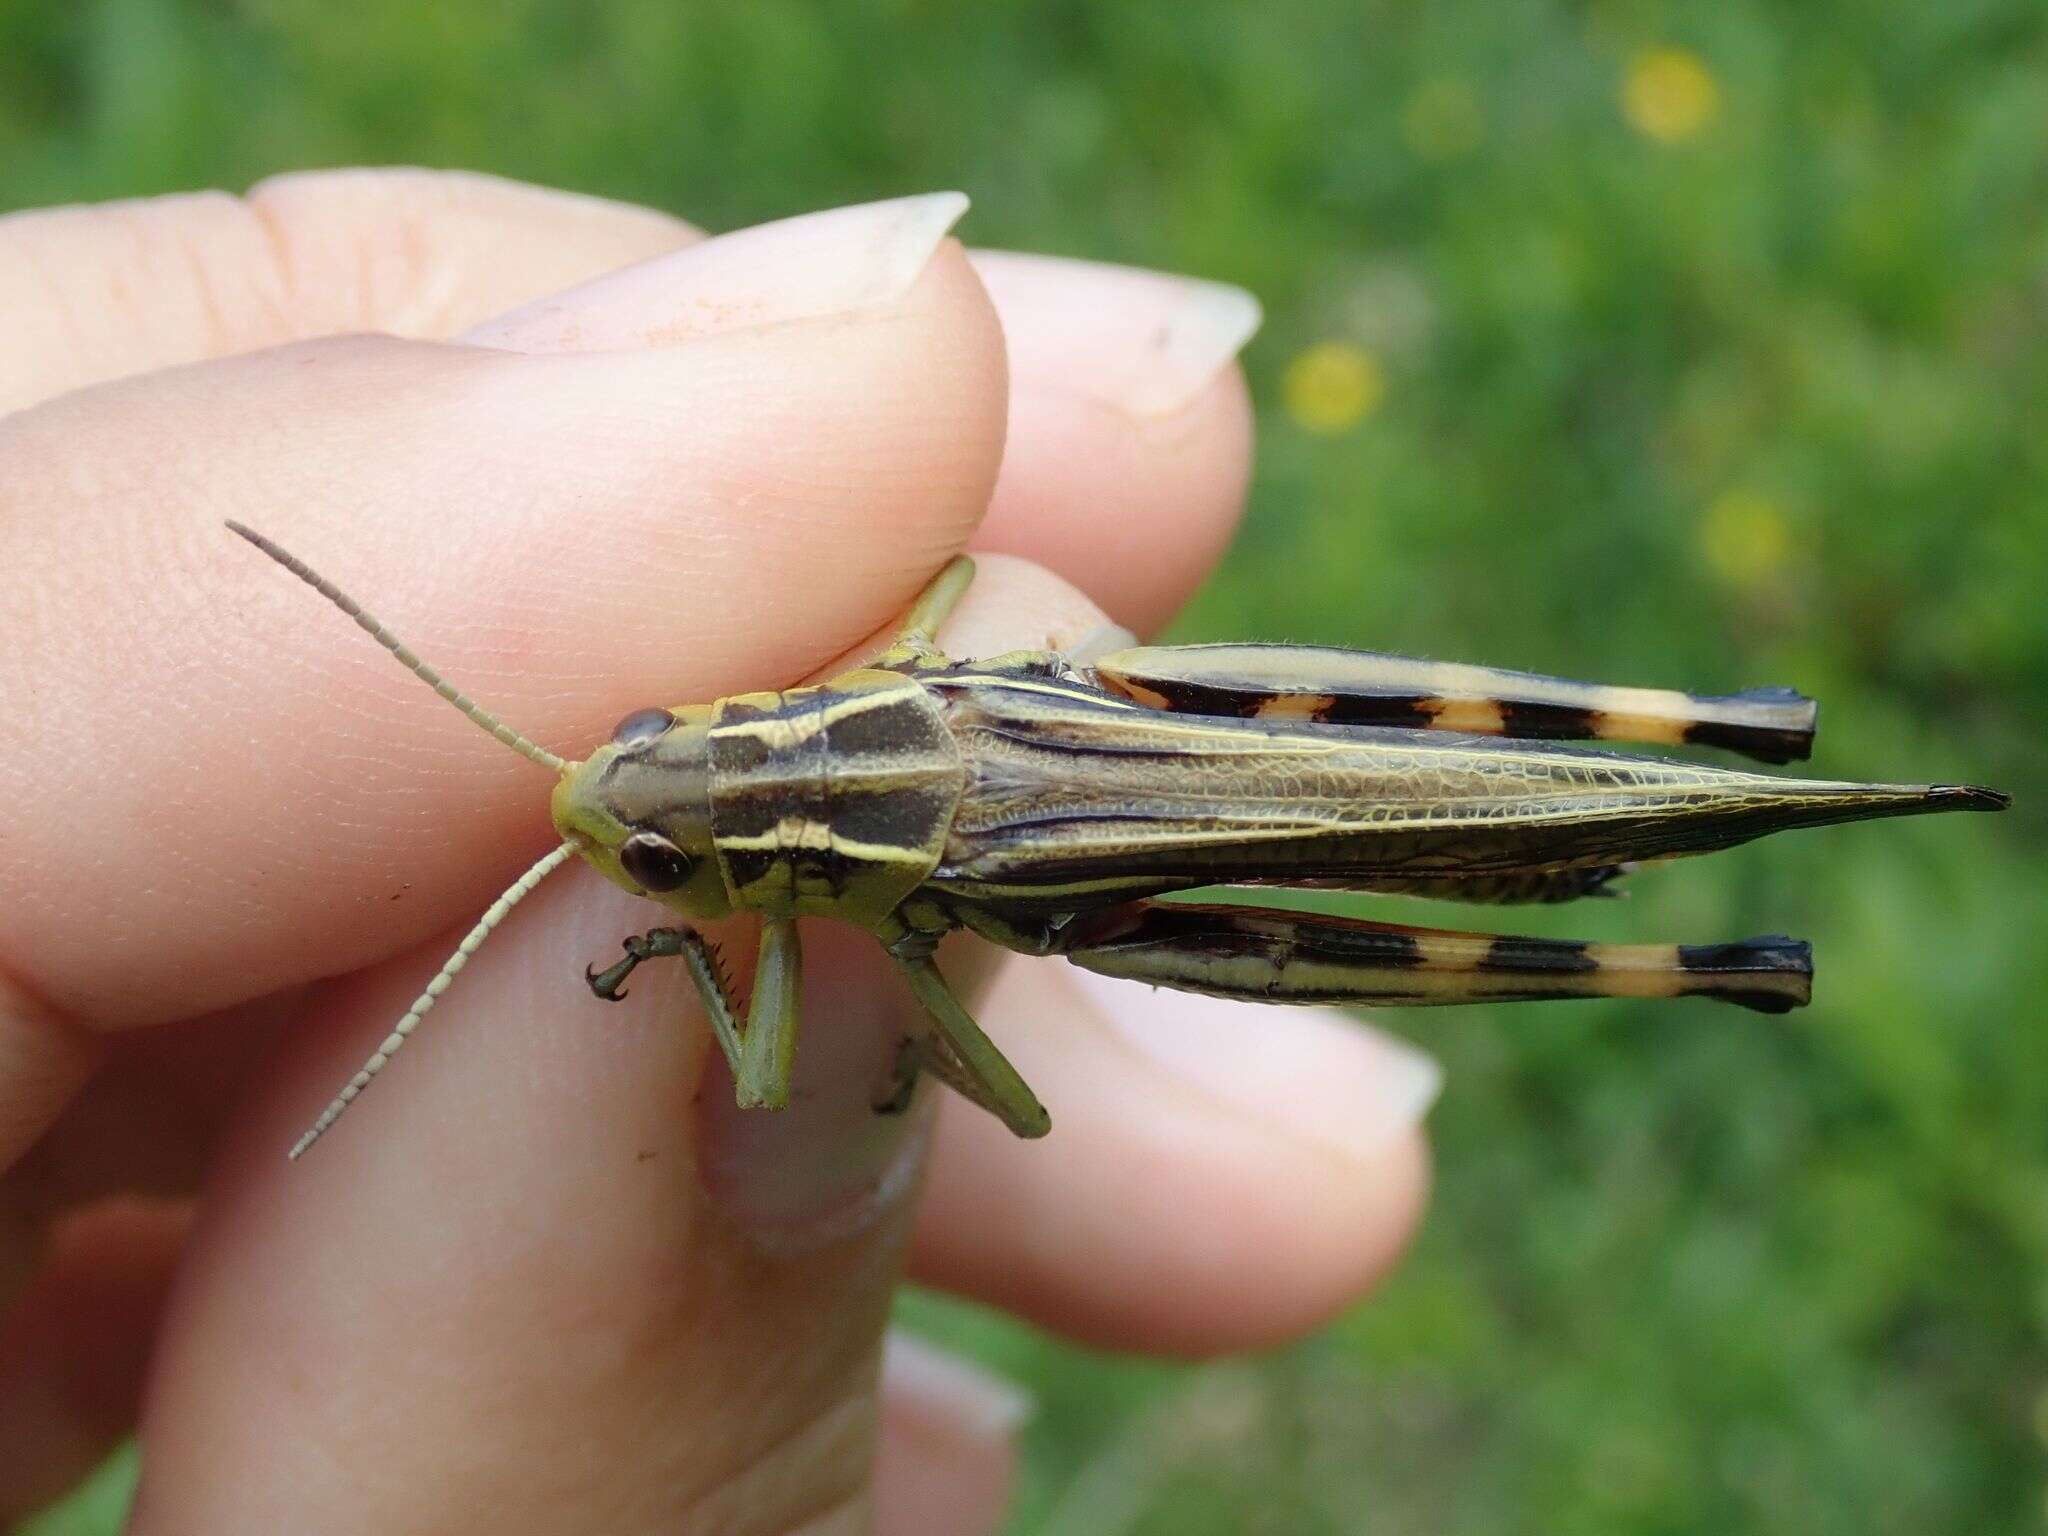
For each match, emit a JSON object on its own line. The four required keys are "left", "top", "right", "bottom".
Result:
{"left": 1675, "top": 935, "right": 1813, "bottom": 1014}
{"left": 1681, "top": 688, "right": 1817, "bottom": 764}
{"left": 1477, "top": 935, "right": 1597, "bottom": 973}
{"left": 1676, "top": 935, "right": 1810, "bottom": 974}
{"left": 1495, "top": 697, "right": 1598, "bottom": 742}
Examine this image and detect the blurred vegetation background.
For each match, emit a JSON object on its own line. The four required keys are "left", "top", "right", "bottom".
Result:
{"left": 6, "top": 0, "right": 2043, "bottom": 1530}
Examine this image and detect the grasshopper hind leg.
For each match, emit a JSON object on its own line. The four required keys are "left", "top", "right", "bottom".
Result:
{"left": 1090, "top": 644, "right": 1820, "bottom": 764}
{"left": 1054, "top": 900, "right": 1813, "bottom": 1014}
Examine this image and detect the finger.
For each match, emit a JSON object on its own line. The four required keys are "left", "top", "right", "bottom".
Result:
{"left": 3, "top": 996, "right": 286, "bottom": 1225}
{"left": 131, "top": 866, "right": 934, "bottom": 1533}
{"left": 471, "top": 243, "right": 1258, "bottom": 638}
{"left": 969, "top": 252, "right": 1259, "bottom": 634}
{"left": 0, "top": 168, "right": 698, "bottom": 412}
{"left": 1, "top": 172, "right": 1249, "bottom": 650}
{"left": 874, "top": 1332, "right": 1025, "bottom": 1536}
{"left": 1, "top": 172, "right": 1253, "bottom": 642}
{"left": 0, "top": 972, "right": 109, "bottom": 1334}
{"left": 0, "top": 192, "right": 1006, "bottom": 1029}
{"left": 0, "top": 1006, "right": 282, "bottom": 1510}
{"left": 0, "top": 1196, "right": 187, "bottom": 1524}
{"left": 0, "top": 971, "right": 102, "bottom": 1177}
{"left": 897, "top": 561, "right": 1437, "bottom": 1354}
{"left": 915, "top": 961, "right": 1436, "bottom": 1355}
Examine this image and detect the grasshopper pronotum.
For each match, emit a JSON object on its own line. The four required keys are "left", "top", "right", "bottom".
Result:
{"left": 229, "top": 525, "right": 2009, "bottom": 1154}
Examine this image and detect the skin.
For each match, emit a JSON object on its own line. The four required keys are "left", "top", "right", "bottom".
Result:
{"left": 0, "top": 171, "right": 1432, "bottom": 1534}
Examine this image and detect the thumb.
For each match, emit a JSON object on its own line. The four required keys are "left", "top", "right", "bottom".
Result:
{"left": 112, "top": 198, "right": 1008, "bottom": 1534}
{"left": 133, "top": 881, "right": 934, "bottom": 1535}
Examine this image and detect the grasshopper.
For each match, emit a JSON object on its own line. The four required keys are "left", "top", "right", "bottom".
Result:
{"left": 228, "top": 525, "right": 2010, "bottom": 1154}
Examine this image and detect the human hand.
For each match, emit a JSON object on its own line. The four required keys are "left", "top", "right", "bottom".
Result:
{"left": 0, "top": 171, "right": 1437, "bottom": 1534}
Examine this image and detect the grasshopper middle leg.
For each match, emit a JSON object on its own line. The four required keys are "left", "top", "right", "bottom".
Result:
{"left": 889, "top": 952, "right": 1051, "bottom": 1137}
{"left": 874, "top": 555, "right": 978, "bottom": 668}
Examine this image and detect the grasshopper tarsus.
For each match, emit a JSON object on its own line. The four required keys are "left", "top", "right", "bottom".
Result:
{"left": 587, "top": 928, "right": 702, "bottom": 1003}
{"left": 870, "top": 1038, "right": 923, "bottom": 1117}
{"left": 584, "top": 959, "right": 634, "bottom": 1003}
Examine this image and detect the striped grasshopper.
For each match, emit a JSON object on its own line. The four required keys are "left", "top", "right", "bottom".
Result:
{"left": 230, "top": 526, "right": 2010, "bottom": 1153}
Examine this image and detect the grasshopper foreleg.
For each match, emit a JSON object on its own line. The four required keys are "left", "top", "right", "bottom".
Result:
{"left": 585, "top": 927, "right": 695, "bottom": 1001}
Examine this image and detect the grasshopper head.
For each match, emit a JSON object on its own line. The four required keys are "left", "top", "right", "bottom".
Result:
{"left": 228, "top": 520, "right": 755, "bottom": 1157}
{"left": 552, "top": 703, "right": 735, "bottom": 920}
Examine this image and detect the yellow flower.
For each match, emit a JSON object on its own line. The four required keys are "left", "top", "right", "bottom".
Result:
{"left": 1403, "top": 77, "right": 1485, "bottom": 162}
{"left": 1697, "top": 490, "right": 1792, "bottom": 586}
{"left": 1623, "top": 47, "right": 1721, "bottom": 144}
{"left": 1283, "top": 342, "right": 1385, "bottom": 434}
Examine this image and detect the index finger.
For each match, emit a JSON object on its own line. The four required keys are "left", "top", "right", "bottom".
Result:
{"left": 0, "top": 169, "right": 700, "bottom": 413}
{"left": 0, "top": 172, "right": 1255, "bottom": 632}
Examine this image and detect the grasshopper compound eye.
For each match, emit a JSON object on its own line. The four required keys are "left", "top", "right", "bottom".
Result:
{"left": 612, "top": 708, "right": 675, "bottom": 748}
{"left": 619, "top": 831, "right": 695, "bottom": 892}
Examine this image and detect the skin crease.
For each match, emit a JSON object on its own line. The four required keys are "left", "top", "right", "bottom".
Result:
{"left": 0, "top": 173, "right": 1432, "bottom": 1533}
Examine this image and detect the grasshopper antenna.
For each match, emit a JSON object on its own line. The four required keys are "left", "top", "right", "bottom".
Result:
{"left": 289, "top": 840, "right": 580, "bottom": 1159}
{"left": 226, "top": 521, "right": 568, "bottom": 774}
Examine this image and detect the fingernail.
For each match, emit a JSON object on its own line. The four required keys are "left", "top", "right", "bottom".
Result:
{"left": 973, "top": 251, "right": 1262, "bottom": 418}
{"left": 1074, "top": 969, "right": 1441, "bottom": 1165}
{"left": 464, "top": 191, "right": 971, "bottom": 354}
{"left": 882, "top": 1330, "right": 1035, "bottom": 1442}
{"left": 696, "top": 923, "right": 933, "bottom": 1251}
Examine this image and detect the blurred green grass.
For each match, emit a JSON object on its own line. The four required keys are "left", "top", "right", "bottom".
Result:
{"left": 6, "top": 1, "right": 2043, "bottom": 1531}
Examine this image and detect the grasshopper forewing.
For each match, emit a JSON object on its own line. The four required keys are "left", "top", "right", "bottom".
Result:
{"left": 229, "top": 526, "right": 2009, "bottom": 1152}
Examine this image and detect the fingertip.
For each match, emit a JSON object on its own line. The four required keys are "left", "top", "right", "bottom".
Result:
{"left": 875, "top": 1331, "right": 1026, "bottom": 1536}
{"left": 980, "top": 356, "right": 1253, "bottom": 634}
{"left": 971, "top": 251, "right": 1259, "bottom": 632}
{"left": 0, "top": 1196, "right": 187, "bottom": 1524}
{"left": 912, "top": 962, "right": 1437, "bottom": 1356}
